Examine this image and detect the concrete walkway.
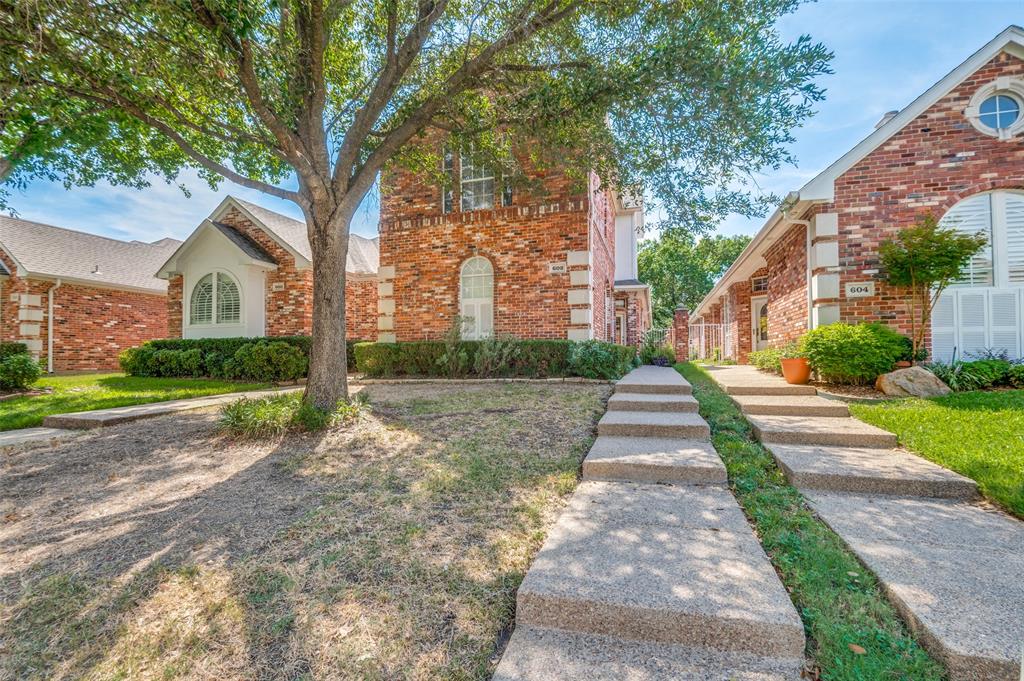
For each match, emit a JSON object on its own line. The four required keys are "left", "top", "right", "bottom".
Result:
{"left": 706, "top": 364, "right": 1024, "bottom": 681}
{"left": 494, "top": 365, "right": 806, "bottom": 680}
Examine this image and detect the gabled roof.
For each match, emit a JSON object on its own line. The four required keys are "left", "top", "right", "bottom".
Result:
{"left": 211, "top": 222, "right": 277, "bottom": 265}
{"left": 0, "top": 215, "right": 181, "bottom": 293}
{"left": 692, "top": 25, "right": 1024, "bottom": 318}
{"left": 205, "top": 196, "right": 379, "bottom": 275}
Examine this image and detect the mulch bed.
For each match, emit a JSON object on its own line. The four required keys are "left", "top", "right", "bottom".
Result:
{"left": 811, "top": 381, "right": 891, "bottom": 401}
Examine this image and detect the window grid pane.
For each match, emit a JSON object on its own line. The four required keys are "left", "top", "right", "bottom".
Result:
{"left": 216, "top": 273, "right": 241, "bottom": 324}
{"left": 190, "top": 274, "right": 213, "bottom": 324}
{"left": 460, "top": 152, "right": 494, "bottom": 211}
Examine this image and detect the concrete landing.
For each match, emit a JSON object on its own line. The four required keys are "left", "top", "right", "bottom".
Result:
{"left": 806, "top": 492, "right": 1024, "bottom": 680}
{"left": 582, "top": 437, "right": 726, "bottom": 484}
{"left": 730, "top": 394, "right": 849, "bottom": 417}
{"left": 615, "top": 366, "right": 693, "bottom": 395}
{"left": 746, "top": 414, "right": 898, "bottom": 448}
{"left": 607, "top": 392, "right": 699, "bottom": 412}
{"left": 515, "top": 481, "right": 806, "bottom": 658}
{"left": 767, "top": 444, "right": 978, "bottom": 499}
{"left": 597, "top": 411, "right": 710, "bottom": 439}
{"left": 494, "top": 626, "right": 803, "bottom": 681}
{"left": 704, "top": 366, "right": 816, "bottom": 396}
{"left": 41, "top": 387, "right": 300, "bottom": 429}
{"left": 0, "top": 426, "right": 78, "bottom": 449}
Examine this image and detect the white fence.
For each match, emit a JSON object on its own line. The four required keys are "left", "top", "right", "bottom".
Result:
{"left": 688, "top": 323, "right": 724, "bottom": 361}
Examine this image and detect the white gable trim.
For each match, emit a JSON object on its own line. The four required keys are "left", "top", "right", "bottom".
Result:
{"left": 156, "top": 220, "right": 278, "bottom": 279}
{"left": 208, "top": 196, "right": 311, "bottom": 268}
{"left": 801, "top": 25, "right": 1024, "bottom": 201}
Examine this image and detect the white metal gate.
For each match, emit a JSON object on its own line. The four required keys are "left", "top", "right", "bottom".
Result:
{"left": 688, "top": 323, "right": 724, "bottom": 361}
{"left": 931, "top": 287, "right": 1023, "bottom": 361}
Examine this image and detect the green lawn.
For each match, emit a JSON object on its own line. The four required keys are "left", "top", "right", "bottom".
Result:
{"left": 851, "top": 390, "right": 1024, "bottom": 518}
{"left": 0, "top": 374, "right": 271, "bottom": 431}
{"left": 677, "top": 363, "right": 943, "bottom": 681}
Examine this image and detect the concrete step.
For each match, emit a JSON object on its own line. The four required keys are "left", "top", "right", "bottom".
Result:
{"left": 746, "top": 415, "right": 898, "bottom": 448}
{"left": 730, "top": 394, "right": 849, "bottom": 417}
{"left": 515, "top": 482, "right": 806, "bottom": 658}
{"left": 582, "top": 437, "right": 726, "bottom": 485}
{"left": 607, "top": 392, "right": 699, "bottom": 413}
{"left": 806, "top": 492, "right": 1024, "bottom": 680}
{"left": 597, "top": 411, "right": 710, "bottom": 439}
{"left": 494, "top": 626, "right": 804, "bottom": 680}
{"left": 767, "top": 444, "right": 978, "bottom": 499}
{"left": 704, "top": 366, "right": 816, "bottom": 396}
{"left": 615, "top": 366, "right": 692, "bottom": 395}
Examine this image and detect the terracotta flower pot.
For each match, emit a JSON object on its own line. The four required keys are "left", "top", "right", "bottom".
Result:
{"left": 780, "top": 357, "right": 811, "bottom": 385}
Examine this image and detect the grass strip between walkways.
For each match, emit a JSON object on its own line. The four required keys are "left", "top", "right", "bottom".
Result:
{"left": 676, "top": 363, "right": 944, "bottom": 681}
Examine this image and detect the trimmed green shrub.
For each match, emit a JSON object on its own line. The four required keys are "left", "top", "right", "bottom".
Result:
{"left": 473, "top": 335, "right": 521, "bottom": 377}
{"left": 354, "top": 339, "right": 633, "bottom": 379}
{"left": 0, "top": 353, "right": 42, "bottom": 390}
{"left": 1009, "top": 364, "right": 1024, "bottom": 389}
{"left": 801, "top": 322, "right": 906, "bottom": 385}
{"left": 226, "top": 341, "right": 307, "bottom": 382}
{"left": 748, "top": 347, "right": 784, "bottom": 374}
{"left": 926, "top": 360, "right": 985, "bottom": 392}
{"left": 568, "top": 340, "right": 637, "bottom": 379}
{"left": 964, "top": 359, "right": 1012, "bottom": 388}
{"left": 0, "top": 341, "right": 29, "bottom": 360}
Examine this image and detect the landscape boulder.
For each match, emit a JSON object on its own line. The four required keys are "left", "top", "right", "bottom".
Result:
{"left": 875, "top": 366, "right": 952, "bottom": 398}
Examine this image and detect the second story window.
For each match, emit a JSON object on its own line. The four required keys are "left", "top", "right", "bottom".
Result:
{"left": 461, "top": 151, "right": 494, "bottom": 211}
{"left": 501, "top": 173, "right": 513, "bottom": 207}
{"left": 442, "top": 147, "right": 454, "bottom": 214}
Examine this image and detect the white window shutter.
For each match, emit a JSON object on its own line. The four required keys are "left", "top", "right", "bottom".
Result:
{"left": 941, "top": 193, "right": 994, "bottom": 287}
{"left": 1004, "top": 193, "right": 1024, "bottom": 285}
{"left": 930, "top": 291, "right": 957, "bottom": 362}
{"left": 958, "top": 290, "right": 989, "bottom": 358}
{"left": 989, "top": 290, "right": 1020, "bottom": 357}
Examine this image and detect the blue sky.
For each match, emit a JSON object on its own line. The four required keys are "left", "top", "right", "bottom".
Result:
{"left": 4, "top": 0, "right": 1021, "bottom": 244}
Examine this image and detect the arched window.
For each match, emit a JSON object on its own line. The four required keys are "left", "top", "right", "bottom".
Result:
{"left": 460, "top": 257, "right": 493, "bottom": 339}
{"left": 940, "top": 191, "right": 1024, "bottom": 287}
{"left": 190, "top": 272, "right": 241, "bottom": 325}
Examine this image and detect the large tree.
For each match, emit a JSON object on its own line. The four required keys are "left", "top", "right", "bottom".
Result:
{"left": 0, "top": 0, "right": 830, "bottom": 408}
{"left": 638, "top": 232, "right": 752, "bottom": 327}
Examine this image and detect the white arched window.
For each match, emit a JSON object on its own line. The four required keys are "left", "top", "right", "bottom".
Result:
{"left": 190, "top": 272, "right": 241, "bottom": 325}
{"left": 460, "top": 257, "right": 494, "bottom": 339}
{"left": 932, "top": 191, "right": 1024, "bottom": 361}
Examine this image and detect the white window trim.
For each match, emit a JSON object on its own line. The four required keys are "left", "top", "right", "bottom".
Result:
{"left": 944, "top": 191, "right": 1024, "bottom": 289}
{"left": 187, "top": 270, "right": 244, "bottom": 327}
{"left": 459, "top": 256, "right": 494, "bottom": 340}
{"left": 964, "top": 77, "right": 1024, "bottom": 140}
{"left": 460, "top": 150, "right": 495, "bottom": 212}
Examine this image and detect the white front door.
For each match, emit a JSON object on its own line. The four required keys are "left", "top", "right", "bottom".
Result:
{"left": 751, "top": 296, "right": 769, "bottom": 351}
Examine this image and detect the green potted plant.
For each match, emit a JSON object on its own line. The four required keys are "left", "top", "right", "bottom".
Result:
{"left": 778, "top": 341, "right": 810, "bottom": 385}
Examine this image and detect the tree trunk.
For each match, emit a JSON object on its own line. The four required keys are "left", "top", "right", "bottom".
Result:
{"left": 303, "top": 197, "right": 355, "bottom": 410}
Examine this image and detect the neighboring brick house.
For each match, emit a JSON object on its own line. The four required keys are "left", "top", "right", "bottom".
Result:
{"left": 157, "top": 196, "right": 379, "bottom": 340}
{"left": 691, "top": 26, "right": 1024, "bottom": 363}
{"left": 0, "top": 216, "right": 180, "bottom": 371}
{"left": 378, "top": 149, "right": 651, "bottom": 344}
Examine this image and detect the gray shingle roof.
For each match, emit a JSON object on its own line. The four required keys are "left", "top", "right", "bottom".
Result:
{"left": 0, "top": 215, "right": 181, "bottom": 292}
{"left": 230, "top": 197, "right": 379, "bottom": 275}
{"left": 211, "top": 222, "right": 277, "bottom": 265}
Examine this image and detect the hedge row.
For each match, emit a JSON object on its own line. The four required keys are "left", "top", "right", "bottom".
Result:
{"left": 120, "top": 336, "right": 365, "bottom": 382}
{"left": 0, "top": 341, "right": 29, "bottom": 360}
{"left": 354, "top": 338, "right": 637, "bottom": 380}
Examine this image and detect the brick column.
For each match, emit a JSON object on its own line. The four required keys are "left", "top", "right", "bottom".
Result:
{"left": 673, "top": 307, "right": 689, "bottom": 361}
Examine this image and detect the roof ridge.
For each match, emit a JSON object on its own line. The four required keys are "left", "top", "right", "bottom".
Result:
{"left": 0, "top": 214, "right": 178, "bottom": 250}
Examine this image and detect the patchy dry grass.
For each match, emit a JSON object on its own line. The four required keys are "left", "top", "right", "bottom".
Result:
{"left": 0, "top": 382, "right": 608, "bottom": 680}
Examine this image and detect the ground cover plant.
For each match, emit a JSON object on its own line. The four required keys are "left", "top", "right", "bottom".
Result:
{"left": 851, "top": 390, "right": 1024, "bottom": 518}
{"left": 0, "top": 373, "right": 269, "bottom": 431}
{"left": 0, "top": 382, "right": 608, "bottom": 679}
{"left": 677, "top": 363, "right": 944, "bottom": 680}
{"left": 219, "top": 392, "right": 363, "bottom": 438}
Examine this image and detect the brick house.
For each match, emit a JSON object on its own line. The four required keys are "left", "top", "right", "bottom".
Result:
{"left": 377, "top": 150, "right": 651, "bottom": 344}
{"left": 690, "top": 25, "right": 1024, "bottom": 364}
{"left": 0, "top": 216, "right": 180, "bottom": 371}
{"left": 165, "top": 156, "right": 651, "bottom": 348}
{"left": 157, "top": 196, "right": 379, "bottom": 340}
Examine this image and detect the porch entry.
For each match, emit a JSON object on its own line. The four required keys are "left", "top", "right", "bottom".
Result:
{"left": 751, "top": 296, "right": 768, "bottom": 352}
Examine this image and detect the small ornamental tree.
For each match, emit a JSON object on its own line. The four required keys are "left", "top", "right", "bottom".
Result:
{"left": 879, "top": 214, "right": 988, "bottom": 361}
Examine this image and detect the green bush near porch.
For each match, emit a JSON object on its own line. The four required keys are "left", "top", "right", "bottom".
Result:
{"left": 801, "top": 322, "right": 906, "bottom": 384}
{"left": 354, "top": 339, "right": 636, "bottom": 379}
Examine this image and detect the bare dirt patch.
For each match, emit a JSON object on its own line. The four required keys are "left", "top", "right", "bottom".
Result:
{"left": 0, "top": 382, "right": 608, "bottom": 680}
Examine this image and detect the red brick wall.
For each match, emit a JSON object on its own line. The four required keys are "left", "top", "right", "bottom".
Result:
{"left": 765, "top": 224, "right": 809, "bottom": 343}
{"left": 345, "top": 276, "right": 378, "bottom": 341}
{"left": 832, "top": 51, "right": 1024, "bottom": 342}
{"left": 589, "top": 176, "right": 617, "bottom": 341}
{"left": 0, "top": 247, "right": 168, "bottom": 372}
{"left": 727, "top": 280, "right": 753, "bottom": 362}
{"left": 167, "top": 276, "right": 183, "bottom": 338}
{"left": 673, "top": 307, "right": 689, "bottom": 360}
{"left": 379, "top": 149, "right": 592, "bottom": 340}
